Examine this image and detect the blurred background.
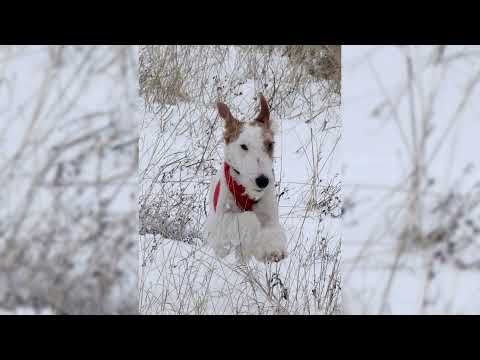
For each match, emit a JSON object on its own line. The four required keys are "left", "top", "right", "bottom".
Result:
{"left": 342, "top": 45, "right": 480, "bottom": 314}
{"left": 0, "top": 45, "right": 138, "bottom": 314}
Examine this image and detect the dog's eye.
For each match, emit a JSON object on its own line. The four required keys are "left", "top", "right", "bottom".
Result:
{"left": 266, "top": 142, "right": 273, "bottom": 151}
{"left": 240, "top": 144, "right": 248, "bottom": 151}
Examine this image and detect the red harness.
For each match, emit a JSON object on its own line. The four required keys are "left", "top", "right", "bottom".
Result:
{"left": 213, "top": 162, "right": 257, "bottom": 212}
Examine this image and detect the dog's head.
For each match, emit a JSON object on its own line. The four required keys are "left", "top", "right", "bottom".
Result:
{"left": 216, "top": 95, "right": 276, "bottom": 201}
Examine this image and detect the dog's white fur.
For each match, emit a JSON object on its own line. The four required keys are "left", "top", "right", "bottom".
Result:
{"left": 204, "top": 99, "right": 288, "bottom": 263}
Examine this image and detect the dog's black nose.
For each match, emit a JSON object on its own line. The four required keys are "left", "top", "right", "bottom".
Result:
{"left": 255, "top": 175, "right": 269, "bottom": 189}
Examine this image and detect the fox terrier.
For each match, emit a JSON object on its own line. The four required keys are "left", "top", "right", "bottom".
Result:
{"left": 204, "top": 95, "right": 288, "bottom": 263}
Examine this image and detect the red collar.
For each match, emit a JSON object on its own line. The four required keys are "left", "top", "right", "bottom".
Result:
{"left": 213, "top": 162, "right": 258, "bottom": 212}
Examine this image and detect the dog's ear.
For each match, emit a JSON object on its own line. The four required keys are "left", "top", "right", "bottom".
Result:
{"left": 255, "top": 95, "right": 270, "bottom": 127}
{"left": 217, "top": 101, "right": 243, "bottom": 144}
{"left": 217, "top": 102, "right": 232, "bottom": 121}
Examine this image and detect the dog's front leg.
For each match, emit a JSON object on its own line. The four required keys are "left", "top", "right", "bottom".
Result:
{"left": 252, "top": 188, "right": 288, "bottom": 263}
{"left": 206, "top": 209, "right": 261, "bottom": 260}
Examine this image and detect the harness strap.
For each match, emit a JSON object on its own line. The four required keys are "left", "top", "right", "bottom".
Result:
{"left": 213, "top": 181, "right": 221, "bottom": 212}
{"left": 213, "top": 162, "right": 257, "bottom": 212}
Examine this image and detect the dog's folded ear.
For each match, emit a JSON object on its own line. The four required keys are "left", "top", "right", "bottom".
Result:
{"left": 255, "top": 95, "right": 270, "bottom": 127}
{"left": 217, "top": 102, "right": 232, "bottom": 120}
{"left": 217, "top": 101, "right": 243, "bottom": 144}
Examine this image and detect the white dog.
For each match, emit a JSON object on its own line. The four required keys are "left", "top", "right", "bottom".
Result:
{"left": 204, "top": 95, "right": 288, "bottom": 263}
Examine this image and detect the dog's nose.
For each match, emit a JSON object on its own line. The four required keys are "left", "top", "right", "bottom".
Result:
{"left": 255, "top": 175, "right": 269, "bottom": 189}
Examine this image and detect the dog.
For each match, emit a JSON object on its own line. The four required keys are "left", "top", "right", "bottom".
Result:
{"left": 204, "top": 95, "right": 288, "bottom": 263}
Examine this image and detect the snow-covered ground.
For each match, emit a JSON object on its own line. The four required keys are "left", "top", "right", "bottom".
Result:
{"left": 342, "top": 45, "right": 480, "bottom": 314}
{"left": 139, "top": 46, "right": 342, "bottom": 315}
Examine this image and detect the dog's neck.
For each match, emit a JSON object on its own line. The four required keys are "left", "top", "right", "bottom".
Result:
{"left": 221, "top": 162, "right": 258, "bottom": 212}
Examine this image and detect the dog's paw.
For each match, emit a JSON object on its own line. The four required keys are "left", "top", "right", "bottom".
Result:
{"left": 253, "top": 226, "right": 288, "bottom": 263}
{"left": 263, "top": 249, "right": 287, "bottom": 263}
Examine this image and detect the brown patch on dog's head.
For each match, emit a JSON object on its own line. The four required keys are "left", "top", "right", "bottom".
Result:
{"left": 251, "top": 95, "right": 274, "bottom": 158}
{"left": 217, "top": 102, "right": 244, "bottom": 144}
{"left": 262, "top": 128, "right": 274, "bottom": 158}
